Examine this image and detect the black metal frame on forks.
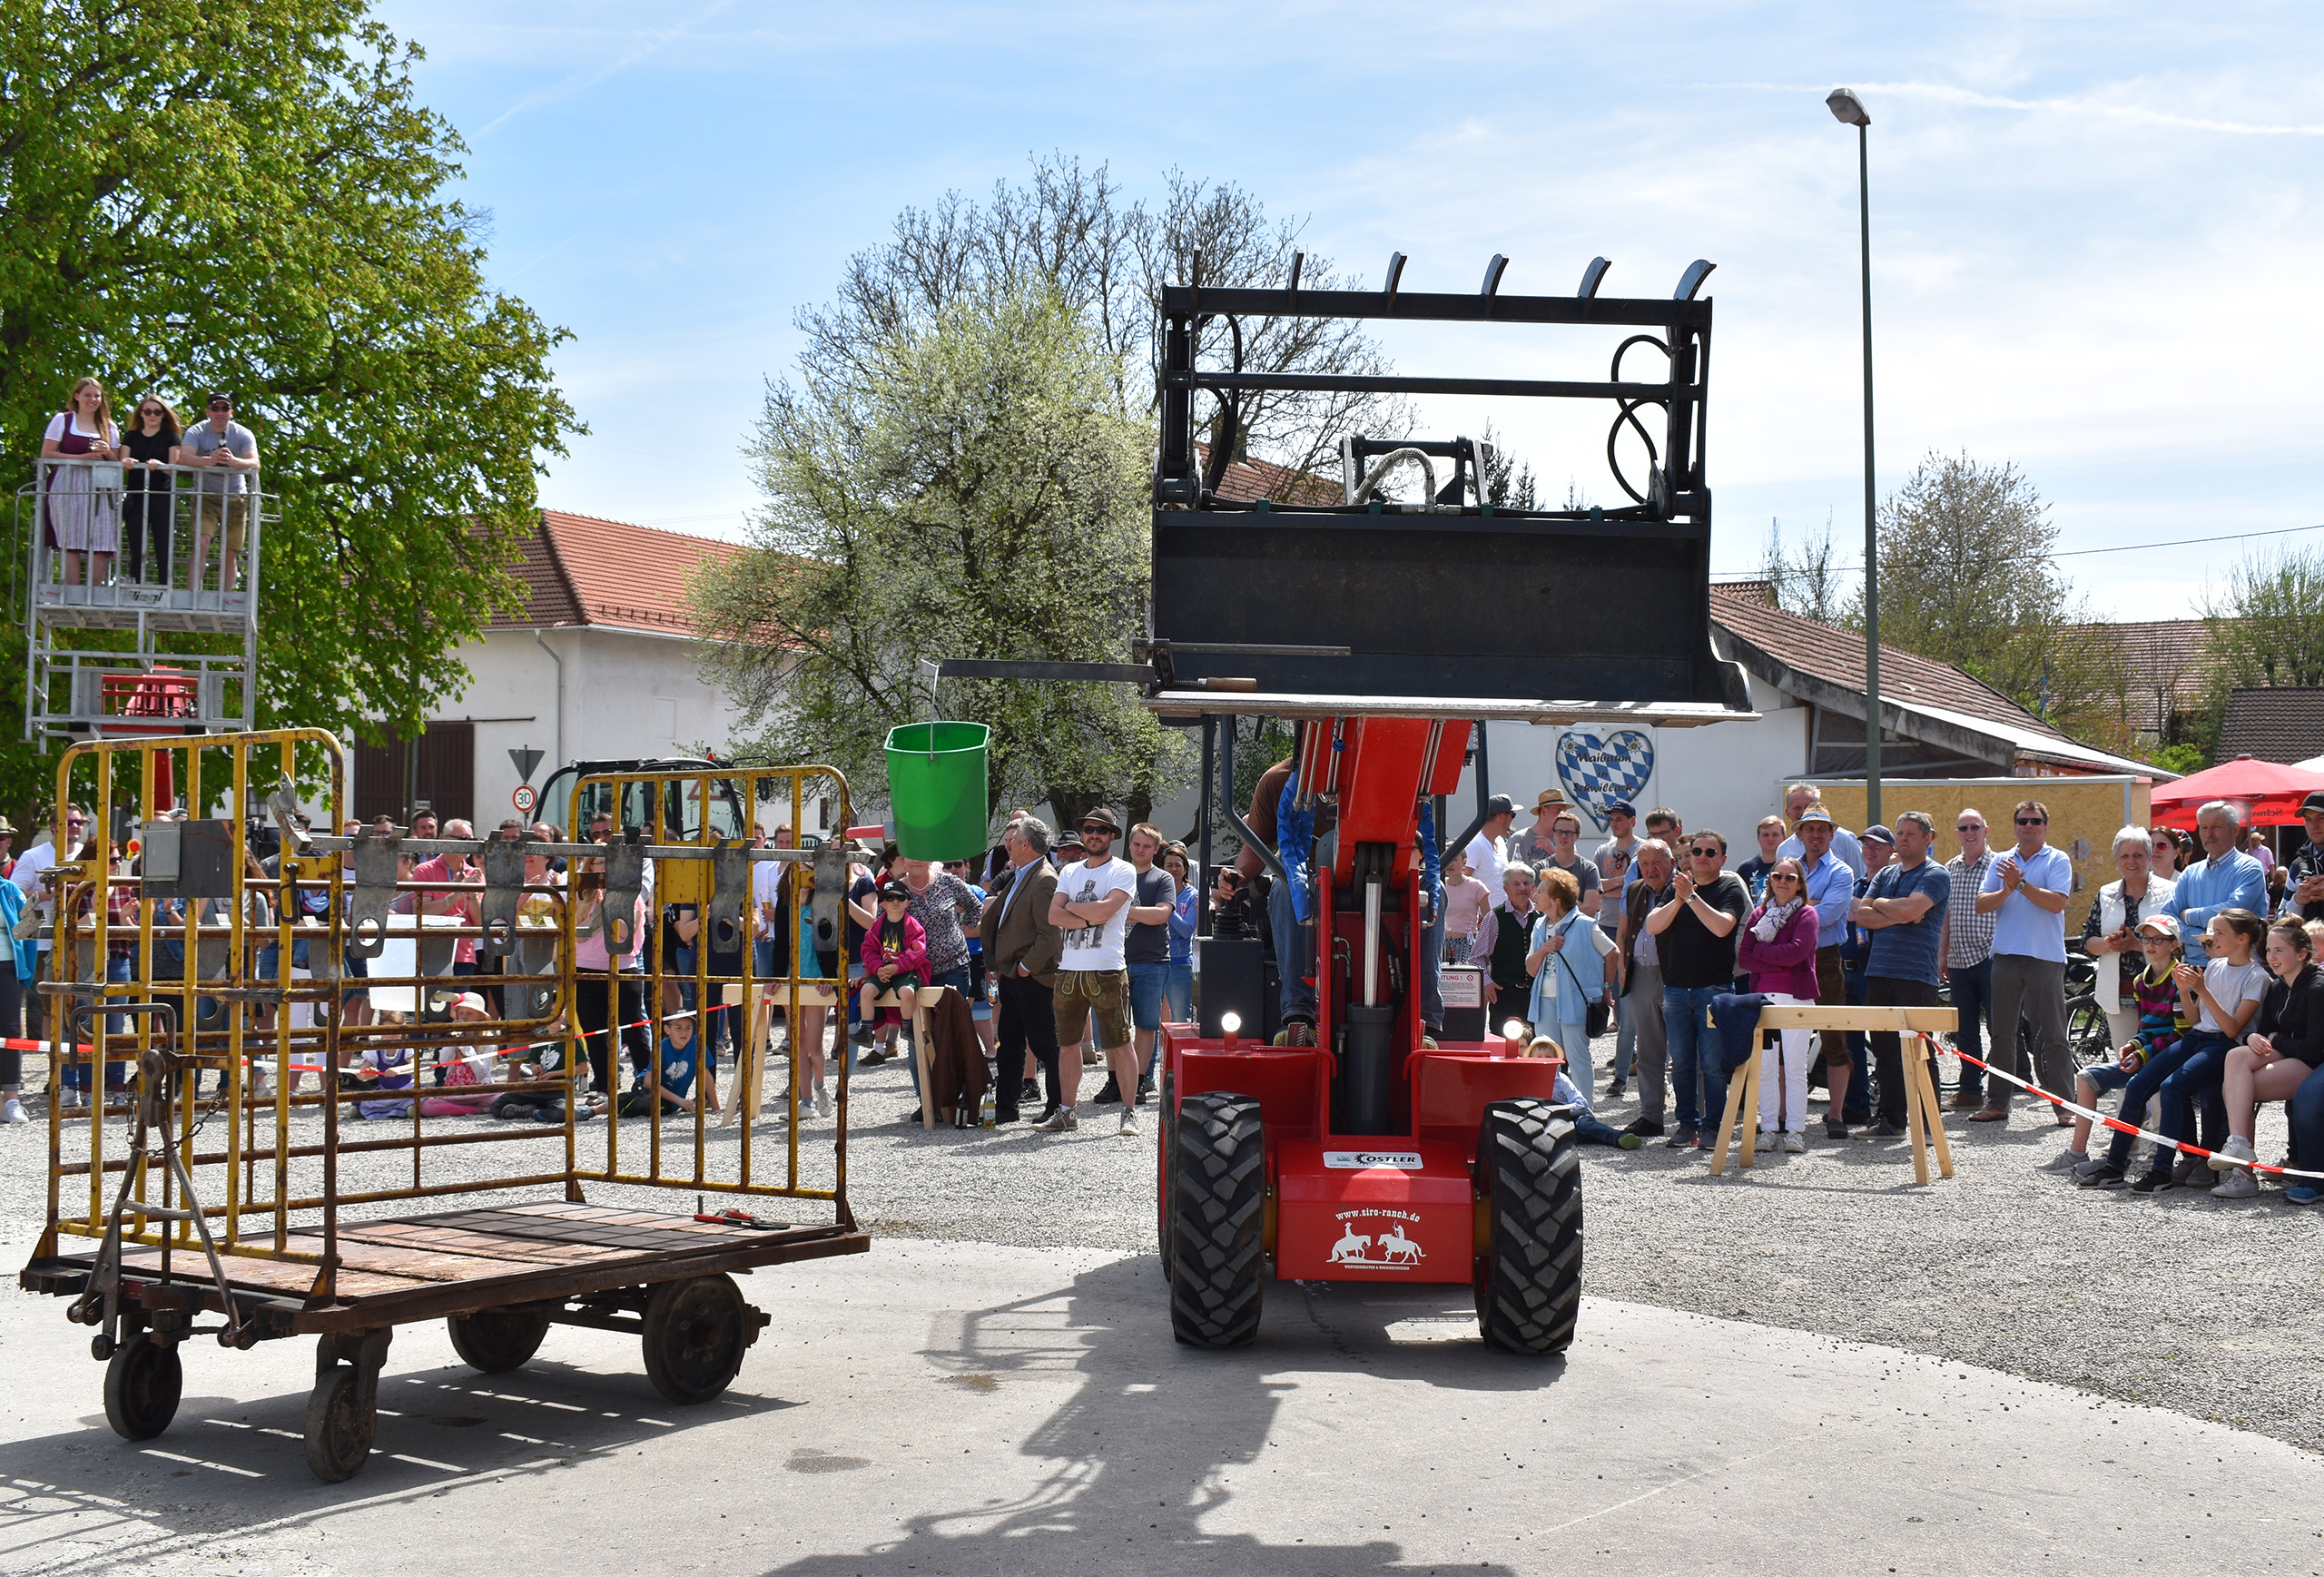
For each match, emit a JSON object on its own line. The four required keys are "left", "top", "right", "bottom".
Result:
{"left": 1147, "top": 253, "right": 1738, "bottom": 710}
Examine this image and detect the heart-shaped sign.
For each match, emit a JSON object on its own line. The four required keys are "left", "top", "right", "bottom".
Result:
{"left": 1556, "top": 729, "right": 1656, "bottom": 833}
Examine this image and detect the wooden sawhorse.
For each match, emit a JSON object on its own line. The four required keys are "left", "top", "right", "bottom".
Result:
{"left": 1709, "top": 1003, "right": 1957, "bottom": 1183}
{"left": 725, "top": 981, "right": 954, "bottom": 1129}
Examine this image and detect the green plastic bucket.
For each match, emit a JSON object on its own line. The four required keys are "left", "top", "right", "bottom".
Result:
{"left": 884, "top": 721, "right": 990, "bottom": 862}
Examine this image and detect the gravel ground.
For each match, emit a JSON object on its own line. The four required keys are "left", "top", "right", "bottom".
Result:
{"left": 5, "top": 1027, "right": 2322, "bottom": 1455}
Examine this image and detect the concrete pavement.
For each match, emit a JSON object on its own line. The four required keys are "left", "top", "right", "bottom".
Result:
{"left": 3, "top": 1237, "right": 2318, "bottom": 1575}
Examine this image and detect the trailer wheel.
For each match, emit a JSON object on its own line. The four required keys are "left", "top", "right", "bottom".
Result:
{"left": 448, "top": 1307, "right": 552, "bottom": 1374}
{"left": 103, "top": 1333, "right": 182, "bottom": 1442}
{"left": 303, "top": 1367, "right": 373, "bottom": 1483}
{"left": 642, "top": 1275, "right": 750, "bottom": 1404}
{"left": 1474, "top": 1098, "right": 1583, "bottom": 1355}
{"left": 1168, "top": 1092, "right": 1265, "bottom": 1347}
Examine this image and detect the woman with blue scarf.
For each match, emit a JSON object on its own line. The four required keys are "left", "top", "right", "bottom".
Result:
{"left": 1525, "top": 865, "right": 1618, "bottom": 1093}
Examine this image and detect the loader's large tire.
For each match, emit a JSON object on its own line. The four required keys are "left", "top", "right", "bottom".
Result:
{"left": 1168, "top": 1091, "right": 1265, "bottom": 1347}
{"left": 1474, "top": 1098, "right": 1583, "bottom": 1355}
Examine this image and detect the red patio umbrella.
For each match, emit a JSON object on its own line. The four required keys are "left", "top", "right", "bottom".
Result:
{"left": 2148, "top": 755, "right": 2324, "bottom": 830}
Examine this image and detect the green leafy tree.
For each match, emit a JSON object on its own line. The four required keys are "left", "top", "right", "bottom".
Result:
{"left": 2186, "top": 547, "right": 2324, "bottom": 759}
{"left": 1865, "top": 450, "right": 2130, "bottom": 743}
{"left": 797, "top": 155, "right": 1403, "bottom": 489}
{"left": 2201, "top": 547, "right": 2324, "bottom": 688}
{"left": 0, "top": 1, "right": 576, "bottom": 816}
{"left": 693, "top": 287, "right": 1186, "bottom": 837}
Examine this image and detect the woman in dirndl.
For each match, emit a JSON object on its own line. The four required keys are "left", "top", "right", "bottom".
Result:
{"left": 40, "top": 377, "right": 123, "bottom": 588}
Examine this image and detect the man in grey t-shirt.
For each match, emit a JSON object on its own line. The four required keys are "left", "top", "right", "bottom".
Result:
{"left": 1590, "top": 799, "right": 1641, "bottom": 935}
{"left": 176, "top": 392, "right": 260, "bottom": 590}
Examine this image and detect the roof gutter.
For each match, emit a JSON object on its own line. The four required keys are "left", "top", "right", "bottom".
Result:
{"left": 534, "top": 628, "right": 564, "bottom": 771}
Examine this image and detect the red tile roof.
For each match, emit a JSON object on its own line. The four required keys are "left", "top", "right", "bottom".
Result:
{"left": 2074, "top": 618, "right": 2209, "bottom": 734}
{"left": 2217, "top": 686, "right": 2324, "bottom": 764}
{"left": 1195, "top": 444, "right": 1344, "bottom": 507}
{"left": 1709, "top": 587, "right": 2166, "bottom": 774}
{"left": 490, "top": 511, "right": 743, "bottom": 636}
{"left": 1709, "top": 584, "right": 2057, "bottom": 733}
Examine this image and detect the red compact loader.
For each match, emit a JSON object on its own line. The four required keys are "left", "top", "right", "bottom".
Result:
{"left": 946, "top": 251, "right": 1750, "bottom": 1352}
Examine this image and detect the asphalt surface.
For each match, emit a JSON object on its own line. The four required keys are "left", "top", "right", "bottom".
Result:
{"left": 4, "top": 1239, "right": 2321, "bottom": 1576}
{"left": 3, "top": 1025, "right": 2321, "bottom": 1574}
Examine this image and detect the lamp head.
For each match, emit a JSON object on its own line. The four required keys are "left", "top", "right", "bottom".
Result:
{"left": 1502, "top": 1019, "right": 1527, "bottom": 1042}
{"left": 1219, "top": 1011, "right": 1241, "bottom": 1037}
{"left": 1827, "top": 88, "right": 1869, "bottom": 127}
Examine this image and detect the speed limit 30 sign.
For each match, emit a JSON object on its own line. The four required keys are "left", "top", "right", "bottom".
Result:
{"left": 512, "top": 784, "right": 537, "bottom": 814}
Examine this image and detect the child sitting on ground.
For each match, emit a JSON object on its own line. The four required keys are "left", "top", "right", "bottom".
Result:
{"left": 490, "top": 1031, "right": 598, "bottom": 1124}
{"left": 617, "top": 1010, "right": 702, "bottom": 1118}
{"left": 855, "top": 880, "right": 928, "bottom": 1031}
{"left": 418, "top": 991, "right": 500, "bottom": 1116}
{"left": 2044, "top": 914, "right": 2185, "bottom": 1174}
{"left": 1525, "top": 1034, "right": 1641, "bottom": 1149}
{"left": 350, "top": 1038, "right": 415, "bottom": 1120}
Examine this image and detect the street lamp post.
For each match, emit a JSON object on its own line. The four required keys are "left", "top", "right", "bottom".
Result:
{"left": 1827, "top": 85, "right": 1880, "bottom": 826}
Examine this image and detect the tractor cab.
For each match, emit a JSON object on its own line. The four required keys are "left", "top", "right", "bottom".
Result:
{"left": 1147, "top": 252, "right": 1755, "bottom": 1353}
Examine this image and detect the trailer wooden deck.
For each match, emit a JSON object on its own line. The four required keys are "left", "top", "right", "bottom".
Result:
{"left": 24, "top": 1200, "right": 870, "bottom": 1336}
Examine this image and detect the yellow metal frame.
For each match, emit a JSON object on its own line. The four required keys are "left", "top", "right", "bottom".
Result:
{"left": 34, "top": 730, "right": 576, "bottom": 1299}
{"left": 27, "top": 736, "right": 865, "bottom": 1305}
{"left": 563, "top": 764, "right": 857, "bottom": 1217}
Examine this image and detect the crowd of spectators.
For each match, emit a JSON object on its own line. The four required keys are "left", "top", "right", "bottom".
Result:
{"left": 1428, "top": 776, "right": 2323, "bottom": 1202}
{"left": 6, "top": 765, "right": 2321, "bottom": 1206}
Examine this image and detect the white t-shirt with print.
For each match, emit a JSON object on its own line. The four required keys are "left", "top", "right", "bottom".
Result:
{"left": 753, "top": 857, "right": 783, "bottom": 937}
{"left": 2197, "top": 956, "right": 2269, "bottom": 1035}
{"left": 1057, "top": 856, "right": 1137, "bottom": 972}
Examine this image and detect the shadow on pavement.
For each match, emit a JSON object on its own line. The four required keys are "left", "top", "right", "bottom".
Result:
{"left": 0, "top": 1354, "right": 793, "bottom": 1573}
{"left": 758, "top": 1253, "right": 1539, "bottom": 1576}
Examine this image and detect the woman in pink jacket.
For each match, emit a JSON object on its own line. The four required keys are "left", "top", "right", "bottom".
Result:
{"left": 1733, "top": 856, "right": 1820, "bottom": 1151}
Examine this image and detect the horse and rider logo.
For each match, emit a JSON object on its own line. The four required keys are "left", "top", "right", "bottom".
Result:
{"left": 1328, "top": 1214, "right": 1425, "bottom": 1268}
{"left": 1555, "top": 728, "right": 1655, "bottom": 832}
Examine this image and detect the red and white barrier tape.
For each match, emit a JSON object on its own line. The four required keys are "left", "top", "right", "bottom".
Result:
{"left": 1929, "top": 1033, "right": 2323, "bottom": 1182}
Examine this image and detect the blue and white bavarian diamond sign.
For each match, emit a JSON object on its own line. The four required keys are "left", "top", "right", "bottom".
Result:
{"left": 1555, "top": 729, "right": 1656, "bottom": 831}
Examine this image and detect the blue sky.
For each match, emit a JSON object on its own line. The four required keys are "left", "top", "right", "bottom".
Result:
{"left": 378, "top": 1, "right": 2324, "bottom": 622}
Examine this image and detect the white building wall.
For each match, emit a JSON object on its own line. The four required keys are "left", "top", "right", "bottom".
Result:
{"left": 1143, "top": 676, "right": 1817, "bottom": 877}
{"left": 1453, "top": 673, "right": 1811, "bottom": 866}
{"left": 441, "top": 626, "right": 750, "bottom": 825}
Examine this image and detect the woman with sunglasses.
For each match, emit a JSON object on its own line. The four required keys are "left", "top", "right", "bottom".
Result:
{"left": 1735, "top": 856, "right": 1821, "bottom": 1150}
{"left": 120, "top": 396, "right": 182, "bottom": 584}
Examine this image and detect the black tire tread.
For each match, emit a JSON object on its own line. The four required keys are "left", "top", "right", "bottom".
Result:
{"left": 642, "top": 1274, "right": 750, "bottom": 1405}
{"left": 448, "top": 1306, "right": 552, "bottom": 1374}
{"left": 303, "top": 1367, "right": 371, "bottom": 1483}
{"left": 103, "top": 1332, "right": 182, "bottom": 1442}
{"left": 1475, "top": 1097, "right": 1583, "bottom": 1355}
{"left": 1168, "top": 1091, "right": 1265, "bottom": 1347}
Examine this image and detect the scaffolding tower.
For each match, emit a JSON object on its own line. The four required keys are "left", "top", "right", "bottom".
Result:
{"left": 16, "top": 458, "right": 267, "bottom": 745}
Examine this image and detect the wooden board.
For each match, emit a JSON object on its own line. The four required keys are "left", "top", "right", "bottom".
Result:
{"left": 91, "top": 1199, "right": 851, "bottom": 1314}
{"left": 1705, "top": 1003, "right": 1957, "bottom": 1034}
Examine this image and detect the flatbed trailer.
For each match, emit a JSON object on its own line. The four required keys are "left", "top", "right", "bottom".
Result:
{"left": 18, "top": 736, "right": 872, "bottom": 1478}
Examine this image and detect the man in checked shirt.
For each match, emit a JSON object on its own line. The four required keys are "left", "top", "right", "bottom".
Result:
{"left": 1939, "top": 808, "right": 2000, "bottom": 1110}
